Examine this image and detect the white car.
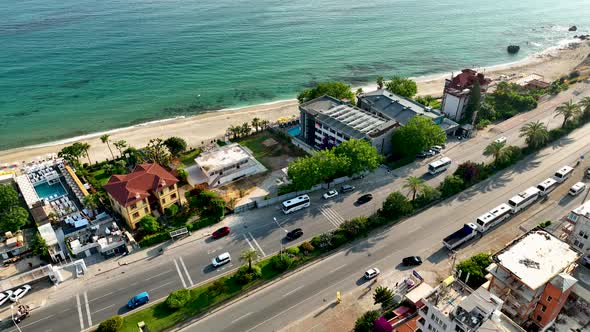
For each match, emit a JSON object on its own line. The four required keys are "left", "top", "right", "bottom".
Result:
{"left": 0, "top": 290, "right": 13, "bottom": 306}
{"left": 323, "top": 190, "right": 338, "bottom": 199}
{"left": 364, "top": 268, "right": 380, "bottom": 280}
{"left": 569, "top": 182, "right": 586, "bottom": 196}
{"left": 211, "top": 252, "right": 231, "bottom": 267}
{"left": 494, "top": 136, "right": 507, "bottom": 144}
{"left": 9, "top": 285, "right": 31, "bottom": 302}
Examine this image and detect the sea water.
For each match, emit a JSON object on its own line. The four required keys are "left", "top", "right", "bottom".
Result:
{"left": 1, "top": 0, "right": 589, "bottom": 150}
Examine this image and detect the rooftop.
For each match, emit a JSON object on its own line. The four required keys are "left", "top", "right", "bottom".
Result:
{"left": 195, "top": 143, "right": 253, "bottom": 172}
{"left": 572, "top": 199, "right": 590, "bottom": 218}
{"left": 494, "top": 229, "right": 580, "bottom": 290}
{"left": 425, "top": 276, "right": 471, "bottom": 316}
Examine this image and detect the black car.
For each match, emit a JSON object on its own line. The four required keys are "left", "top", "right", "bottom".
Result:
{"left": 286, "top": 228, "right": 303, "bottom": 240}
{"left": 402, "top": 256, "right": 422, "bottom": 266}
{"left": 356, "top": 193, "right": 373, "bottom": 204}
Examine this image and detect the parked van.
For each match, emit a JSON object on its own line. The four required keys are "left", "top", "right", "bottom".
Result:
{"left": 554, "top": 166, "right": 574, "bottom": 183}
{"left": 128, "top": 292, "right": 149, "bottom": 309}
{"left": 569, "top": 182, "right": 586, "bottom": 196}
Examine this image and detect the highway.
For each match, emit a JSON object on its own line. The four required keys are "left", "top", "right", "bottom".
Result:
{"left": 7, "top": 81, "right": 590, "bottom": 332}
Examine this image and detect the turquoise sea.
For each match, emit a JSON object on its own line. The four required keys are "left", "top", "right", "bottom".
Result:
{"left": 1, "top": 0, "right": 589, "bottom": 150}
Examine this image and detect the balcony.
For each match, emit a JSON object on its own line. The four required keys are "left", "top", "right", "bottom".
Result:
{"left": 418, "top": 317, "right": 426, "bottom": 327}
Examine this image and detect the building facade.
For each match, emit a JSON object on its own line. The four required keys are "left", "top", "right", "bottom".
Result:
{"left": 565, "top": 199, "right": 590, "bottom": 254}
{"left": 441, "top": 69, "right": 491, "bottom": 122}
{"left": 104, "top": 163, "right": 180, "bottom": 230}
{"left": 486, "top": 229, "right": 580, "bottom": 331}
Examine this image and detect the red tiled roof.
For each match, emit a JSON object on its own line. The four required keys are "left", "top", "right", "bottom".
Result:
{"left": 393, "top": 315, "right": 419, "bottom": 332}
{"left": 103, "top": 163, "right": 179, "bottom": 207}
{"left": 447, "top": 69, "right": 491, "bottom": 91}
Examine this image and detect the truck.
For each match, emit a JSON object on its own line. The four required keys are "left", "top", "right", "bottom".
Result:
{"left": 443, "top": 223, "right": 478, "bottom": 250}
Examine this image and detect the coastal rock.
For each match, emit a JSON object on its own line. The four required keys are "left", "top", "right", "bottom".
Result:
{"left": 569, "top": 25, "right": 577, "bottom": 32}
{"left": 575, "top": 34, "right": 590, "bottom": 40}
{"left": 507, "top": 45, "right": 520, "bottom": 54}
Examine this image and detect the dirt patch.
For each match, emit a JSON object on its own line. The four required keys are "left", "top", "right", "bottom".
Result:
{"left": 262, "top": 138, "right": 278, "bottom": 147}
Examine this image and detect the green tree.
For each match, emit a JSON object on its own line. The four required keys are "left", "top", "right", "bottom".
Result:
{"left": 404, "top": 176, "right": 425, "bottom": 201}
{"left": 165, "top": 204, "right": 179, "bottom": 217}
{"left": 376, "top": 76, "right": 384, "bottom": 89}
{"left": 373, "top": 286, "right": 394, "bottom": 310}
{"left": 77, "top": 142, "right": 92, "bottom": 165}
{"left": 356, "top": 87, "right": 364, "bottom": 96}
{"left": 143, "top": 138, "right": 170, "bottom": 165}
{"left": 391, "top": 116, "right": 446, "bottom": 158}
{"left": 554, "top": 99, "right": 581, "bottom": 128}
{"left": 297, "top": 81, "right": 355, "bottom": 103}
{"left": 415, "top": 95, "right": 441, "bottom": 109}
{"left": 97, "top": 316, "right": 123, "bottom": 332}
{"left": 251, "top": 117, "right": 261, "bottom": 133}
{"left": 83, "top": 193, "right": 100, "bottom": 211}
{"left": 439, "top": 175, "right": 465, "bottom": 197}
{"left": 187, "top": 189, "right": 226, "bottom": 222}
{"left": 240, "top": 249, "right": 259, "bottom": 271}
{"left": 0, "top": 207, "right": 29, "bottom": 232}
{"left": 339, "top": 216, "right": 369, "bottom": 238}
{"left": 579, "top": 97, "right": 590, "bottom": 118}
{"left": 413, "top": 184, "right": 441, "bottom": 207}
{"left": 519, "top": 121, "right": 549, "bottom": 149}
{"left": 113, "top": 140, "right": 128, "bottom": 157}
{"left": 333, "top": 139, "right": 383, "bottom": 175}
{"left": 456, "top": 253, "right": 492, "bottom": 288}
{"left": 138, "top": 215, "right": 160, "bottom": 234}
{"left": 31, "top": 232, "right": 49, "bottom": 258}
{"left": 176, "top": 168, "right": 188, "bottom": 182}
{"left": 241, "top": 122, "right": 252, "bottom": 137}
{"left": 165, "top": 289, "right": 192, "bottom": 310}
{"left": 0, "top": 185, "right": 19, "bottom": 213}
{"left": 385, "top": 76, "right": 417, "bottom": 98}
{"left": 100, "top": 134, "right": 115, "bottom": 160}
{"left": 381, "top": 192, "right": 414, "bottom": 219}
{"left": 465, "top": 79, "right": 481, "bottom": 123}
{"left": 354, "top": 310, "right": 380, "bottom": 332}
{"left": 260, "top": 119, "right": 270, "bottom": 130}
{"left": 58, "top": 143, "right": 84, "bottom": 165}
{"left": 163, "top": 137, "right": 188, "bottom": 157}
{"left": 483, "top": 141, "right": 508, "bottom": 165}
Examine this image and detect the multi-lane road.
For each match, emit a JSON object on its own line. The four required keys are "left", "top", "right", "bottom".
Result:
{"left": 6, "top": 82, "right": 590, "bottom": 332}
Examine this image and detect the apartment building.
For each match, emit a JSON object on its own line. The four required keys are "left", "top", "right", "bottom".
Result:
{"left": 104, "top": 163, "right": 180, "bottom": 230}
{"left": 441, "top": 69, "right": 491, "bottom": 122}
{"left": 564, "top": 199, "right": 590, "bottom": 255}
{"left": 486, "top": 229, "right": 580, "bottom": 331}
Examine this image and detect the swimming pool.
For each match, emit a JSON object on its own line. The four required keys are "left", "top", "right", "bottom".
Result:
{"left": 35, "top": 180, "right": 67, "bottom": 200}
{"left": 287, "top": 126, "right": 301, "bottom": 137}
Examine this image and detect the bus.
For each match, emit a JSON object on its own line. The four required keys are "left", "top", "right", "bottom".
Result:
{"left": 428, "top": 157, "right": 452, "bottom": 175}
{"left": 282, "top": 195, "right": 311, "bottom": 214}
{"left": 507, "top": 187, "right": 540, "bottom": 213}
{"left": 475, "top": 203, "right": 512, "bottom": 233}
{"left": 536, "top": 178, "right": 558, "bottom": 196}
{"left": 554, "top": 165, "right": 574, "bottom": 183}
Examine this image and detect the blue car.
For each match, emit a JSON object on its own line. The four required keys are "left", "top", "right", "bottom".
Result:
{"left": 128, "top": 292, "right": 149, "bottom": 309}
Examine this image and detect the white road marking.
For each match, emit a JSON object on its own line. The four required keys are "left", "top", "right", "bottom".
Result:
{"left": 58, "top": 308, "right": 71, "bottom": 314}
{"left": 179, "top": 256, "right": 194, "bottom": 287}
{"left": 329, "top": 264, "right": 347, "bottom": 274}
{"left": 243, "top": 234, "right": 256, "bottom": 251}
{"left": 93, "top": 304, "right": 115, "bottom": 314}
{"left": 320, "top": 206, "right": 345, "bottom": 228}
{"left": 146, "top": 269, "right": 173, "bottom": 281}
{"left": 84, "top": 291, "right": 93, "bottom": 327}
{"left": 174, "top": 259, "right": 188, "bottom": 288}
{"left": 75, "top": 293, "right": 84, "bottom": 330}
{"left": 90, "top": 291, "right": 114, "bottom": 302}
{"left": 232, "top": 312, "right": 253, "bottom": 323}
{"left": 19, "top": 314, "right": 55, "bottom": 328}
{"left": 282, "top": 285, "right": 304, "bottom": 298}
{"left": 248, "top": 232, "right": 267, "bottom": 257}
{"left": 130, "top": 282, "right": 138, "bottom": 286}
{"left": 149, "top": 280, "right": 175, "bottom": 292}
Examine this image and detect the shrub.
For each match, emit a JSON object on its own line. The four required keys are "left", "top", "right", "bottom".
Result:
{"left": 138, "top": 232, "right": 170, "bottom": 247}
{"left": 457, "top": 253, "right": 492, "bottom": 288}
{"left": 381, "top": 191, "right": 414, "bottom": 219}
{"left": 165, "top": 204, "right": 179, "bottom": 217}
{"left": 413, "top": 185, "right": 441, "bottom": 209}
{"left": 439, "top": 175, "right": 465, "bottom": 198}
{"left": 97, "top": 316, "right": 123, "bottom": 332}
{"left": 234, "top": 265, "right": 262, "bottom": 285}
{"left": 311, "top": 233, "right": 333, "bottom": 251}
{"left": 454, "top": 161, "right": 487, "bottom": 185}
{"left": 354, "top": 310, "right": 380, "bottom": 332}
{"left": 476, "top": 119, "right": 492, "bottom": 130}
{"left": 286, "top": 246, "right": 300, "bottom": 256}
{"left": 299, "top": 241, "right": 315, "bottom": 254}
{"left": 138, "top": 215, "right": 161, "bottom": 234}
{"left": 339, "top": 216, "right": 369, "bottom": 239}
{"left": 330, "top": 230, "right": 349, "bottom": 247}
{"left": 165, "top": 288, "right": 192, "bottom": 310}
{"left": 271, "top": 253, "right": 293, "bottom": 272}
{"left": 208, "top": 279, "right": 228, "bottom": 296}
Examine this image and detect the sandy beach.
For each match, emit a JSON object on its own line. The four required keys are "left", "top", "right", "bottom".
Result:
{"left": 1, "top": 41, "right": 589, "bottom": 165}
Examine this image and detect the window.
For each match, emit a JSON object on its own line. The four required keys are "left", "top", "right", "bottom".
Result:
{"left": 580, "top": 231, "right": 585, "bottom": 237}
{"left": 541, "top": 304, "right": 546, "bottom": 312}
{"left": 171, "top": 193, "right": 177, "bottom": 199}
{"left": 568, "top": 213, "right": 578, "bottom": 222}
{"left": 536, "top": 315, "right": 542, "bottom": 322}
{"left": 442, "top": 323, "right": 447, "bottom": 330}
{"left": 579, "top": 243, "right": 585, "bottom": 249}
{"left": 144, "top": 207, "right": 149, "bottom": 213}
{"left": 131, "top": 203, "right": 137, "bottom": 209}
{"left": 431, "top": 314, "right": 435, "bottom": 320}
{"left": 575, "top": 240, "right": 581, "bottom": 247}
{"left": 455, "top": 327, "right": 465, "bottom": 332}
{"left": 132, "top": 212, "right": 140, "bottom": 218}
{"left": 162, "top": 198, "right": 166, "bottom": 204}
{"left": 547, "top": 296, "right": 552, "bottom": 302}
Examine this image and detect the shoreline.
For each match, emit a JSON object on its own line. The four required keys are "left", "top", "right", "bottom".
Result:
{"left": 1, "top": 40, "right": 589, "bottom": 165}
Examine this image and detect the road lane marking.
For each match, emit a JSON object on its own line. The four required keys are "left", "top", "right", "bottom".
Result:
{"left": 243, "top": 234, "right": 256, "bottom": 252}
{"left": 90, "top": 291, "right": 114, "bottom": 302}
{"left": 282, "top": 285, "right": 304, "bottom": 298}
{"left": 329, "top": 264, "right": 347, "bottom": 274}
{"left": 146, "top": 269, "right": 172, "bottom": 281}
{"left": 76, "top": 293, "right": 84, "bottom": 330}
{"left": 174, "top": 259, "right": 188, "bottom": 288}
{"left": 248, "top": 232, "right": 267, "bottom": 257}
{"left": 59, "top": 308, "right": 71, "bottom": 314}
{"left": 320, "top": 206, "right": 345, "bottom": 228}
{"left": 179, "top": 256, "right": 194, "bottom": 287}
{"left": 130, "top": 282, "right": 138, "bottom": 286}
{"left": 93, "top": 304, "right": 115, "bottom": 314}
{"left": 232, "top": 312, "right": 253, "bottom": 323}
{"left": 149, "top": 280, "right": 175, "bottom": 292}
{"left": 19, "top": 314, "right": 55, "bottom": 328}
{"left": 84, "top": 291, "right": 93, "bottom": 327}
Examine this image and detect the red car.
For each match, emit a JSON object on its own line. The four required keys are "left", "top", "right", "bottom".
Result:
{"left": 212, "top": 226, "right": 230, "bottom": 239}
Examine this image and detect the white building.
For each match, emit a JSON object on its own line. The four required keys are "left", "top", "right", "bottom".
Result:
{"left": 565, "top": 199, "right": 590, "bottom": 254}
{"left": 441, "top": 69, "right": 491, "bottom": 122}
{"left": 191, "top": 143, "right": 266, "bottom": 187}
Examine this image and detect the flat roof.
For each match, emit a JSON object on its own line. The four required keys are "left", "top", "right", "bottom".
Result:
{"left": 37, "top": 223, "right": 58, "bottom": 246}
{"left": 195, "top": 143, "right": 252, "bottom": 172}
{"left": 405, "top": 282, "right": 434, "bottom": 304}
{"left": 572, "top": 199, "right": 590, "bottom": 217}
{"left": 495, "top": 230, "right": 580, "bottom": 289}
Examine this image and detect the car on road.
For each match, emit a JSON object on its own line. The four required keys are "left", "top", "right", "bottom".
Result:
{"left": 340, "top": 185, "right": 355, "bottom": 193}
{"left": 494, "top": 136, "right": 507, "bottom": 144}
{"left": 9, "top": 285, "right": 31, "bottom": 302}
{"left": 286, "top": 228, "right": 304, "bottom": 241}
{"left": 364, "top": 268, "right": 380, "bottom": 280}
{"left": 586, "top": 167, "right": 590, "bottom": 179}
{"left": 416, "top": 150, "right": 436, "bottom": 158}
{"left": 402, "top": 256, "right": 422, "bottom": 266}
{"left": 356, "top": 193, "right": 373, "bottom": 204}
{"left": 212, "top": 226, "right": 230, "bottom": 239}
{"left": 127, "top": 292, "right": 149, "bottom": 309}
{"left": 323, "top": 190, "right": 339, "bottom": 199}
{"left": 0, "top": 290, "right": 12, "bottom": 306}
{"left": 431, "top": 145, "right": 444, "bottom": 153}
{"left": 212, "top": 252, "right": 231, "bottom": 267}
{"left": 569, "top": 182, "right": 586, "bottom": 196}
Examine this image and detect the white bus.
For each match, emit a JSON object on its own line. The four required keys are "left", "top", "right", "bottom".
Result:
{"left": 536, "top": 178, "right": 558, "bottom": 196}
{"left": 282, "top": 195, "right": 311, "bottom": 214}
{"left": 508, "top": 187, "right": 541, "bottom": 213}
{"left": 554, "top": 166, "right": 574, "bottom": 183}
{"left": 428, "top": 157, "right": 452, "bottom": 175}
{"left": 475, "top": 203, "right": 512, "bottom": 233}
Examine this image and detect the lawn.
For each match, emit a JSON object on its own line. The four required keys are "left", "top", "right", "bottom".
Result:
{"left": 235, "top": 130, "right": 307, "bottom": 170}
{"left": 178, "top": 148, "right": 203, "bottom": 167}
{"left": 90, "top": 169, "right": 112, "bottom": 186}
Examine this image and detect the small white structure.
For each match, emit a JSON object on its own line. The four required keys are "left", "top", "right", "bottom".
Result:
{"left": 191, "top": 143, "right": 266, "bottom": 187}
{"left": 566, "top": 200, "right": 590, "bottom": 251}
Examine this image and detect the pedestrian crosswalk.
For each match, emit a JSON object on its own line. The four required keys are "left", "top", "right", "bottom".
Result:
{"left": 320, "top": 206, "right": 345, "bottom": 228}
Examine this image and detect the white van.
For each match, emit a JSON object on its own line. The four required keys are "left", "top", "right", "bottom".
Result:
{"left": 569, "top": 182, "right": 586, "bottom": 196}
{"left": 554, "top": 166, "right": 574, "bottom": 183}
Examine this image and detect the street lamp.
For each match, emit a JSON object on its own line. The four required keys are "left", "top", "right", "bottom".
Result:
{"left": 11, "top": 305, "right": 23, "bottom": 332}
{"left": 273, "top": 217, "right": 289, "bottom": 233}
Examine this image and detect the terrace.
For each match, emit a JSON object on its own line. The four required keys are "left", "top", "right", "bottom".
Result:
{"left": 66, "top": 213, "right": 127, "bottom": 259}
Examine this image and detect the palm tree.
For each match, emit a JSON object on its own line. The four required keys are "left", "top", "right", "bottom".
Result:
{"left": 100, "top": 134, "right": 115, "bottom": 160}
{"left": 79, "top": 143, "right": 92, "bottom": 164}
{"left": 373, "top": 286, "right": 394, "bottom": 310}
{"left": 241, "top": 122, "right": 252, "bottom": 137}
{"left": 519, "top": 121, "right": 549, "bottom": 149}
{"left": 240, "top": 249, "right": 259, "bottom": 271}
{"left": 483, "top": 141, "right": 507, "bottom": 164}
{"left": 251, "top": 118, "right": 261, "bottom": 133}
{"left": 579, "top": 97, "right": 590, "bottom": 118}
{"left": 554, "top": 100, "right": 581, "bottom": 128}
{"left": 376, "top": 76, "right": 384, "bottom": 89}
{"left": 260, "top": 119, "right": 270, "bottom": 130}
{"left": 83, "top": 193, "right": 100, "bottom": 211}
{"left": 113, "top": 140, "right": 128, "bottom": 157}
{"left": 403, "top": 176, "right": 424, "bottom": 201}
{"left": 356, "top": 88, "right": 364, "bottom": 96}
